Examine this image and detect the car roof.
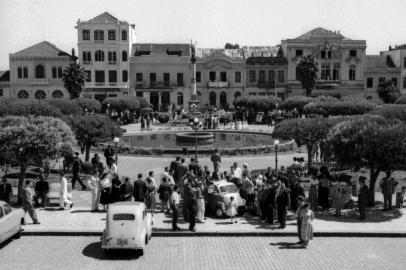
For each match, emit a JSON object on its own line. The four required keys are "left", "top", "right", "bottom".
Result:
{"left": 108, "top": 201, "right": 145, "bottom": 212}
{"left": 0, "top": 201, "right": 6, "bottom": 207}
{"left": 212, "top": 180, "right": 235, "bottom": 187}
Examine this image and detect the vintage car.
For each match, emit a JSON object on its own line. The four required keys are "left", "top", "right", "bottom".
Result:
{"left": 205, "top": 181, "right": 246, "bottom": 217}
{"left": 0, "top": 201, "right": 25, "bottom": 244}
{"left": 101, "top": 202, "right": 153, "bottom": 255}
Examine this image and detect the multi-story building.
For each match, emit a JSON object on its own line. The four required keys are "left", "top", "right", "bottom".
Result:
{"left": 281, "top": 27, "right": 367, "bottom": 96}
{"left": 380, "top": 45, "right": 406, "bottom": 94}
{"left": 8, "top": 41, "right": 75, "bottom": 99}
{"left": 76, "top": 12, "right": 135, "bottom": 102}
{"left": 364, "top": 54, "right": 400, "bottom": 95}
{"left": 130, "top": 43, "right": 192, "bottom": 110}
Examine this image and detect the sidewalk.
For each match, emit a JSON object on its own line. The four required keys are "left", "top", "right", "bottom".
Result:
{"left": 21, "top": 191, "right": 406, "bottom": 237}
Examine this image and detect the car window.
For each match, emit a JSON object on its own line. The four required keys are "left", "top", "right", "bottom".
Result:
{"left": 113, "top": 214, "right": 135, "bottom": 220}
{"left": 0, "top": 207, "right": 3, "bottom": 218}
{"left": 220, "top": 184, "right": 239, "bottom": 194}
{"left": 3, "top": 204, "right": 11, "bottom": 215}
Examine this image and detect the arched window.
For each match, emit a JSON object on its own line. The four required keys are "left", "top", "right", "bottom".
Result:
{"left": 35, "top": 64, "right": 45, "bottom": 78}
{"left": 220, "top": 91, "right": 227, "bottom": 107}
{"left": 17, "top": 90, "right": 29, "bottom": 99}
{"left": 52, "top": 90, "right": 64, "bottom": 99}
{"left": 349, "top": 65, "right": 356, "bottom": 81}
{"left": 122, "top": 91, "right": 128, "bottom": 96}
{"left": 234, "top": 91, "right": 241, "bottom": 99}
{"left": 209, "top": 91, "right": 216, "bottom": 106}
{"left": 35, "top": 90, "right": 46, "bottom": 99}
{"left": 122, "top": 50, "right": 128, "bottom": 62}
{"left": 177, "top": 92, "right": 183, "bottom": 106}
{"left": 95, "top": 50, "right": 104, "bottom": 61}
{"left": 121, "top": 30, "right": 127, "bottom": 41}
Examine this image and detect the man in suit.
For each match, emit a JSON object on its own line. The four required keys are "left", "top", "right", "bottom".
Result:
{"left": 276, "top": 181, "right": 290, "bottom": 229}
{"left": 22, "top": 180, "right": 40, "bottom": 224}
{"left": 34, "top": 173, "right": 49, "bottom": 207}
{"left": 0, "top": 177, "right": 12, "bottom": 204}
{"left": 104, "top": 145, "right": 114, "bottom": 169}
{"left": 184, "top": 181, "right": 197, "bottom": 232}
{"left": 210, "top": 149, "right": 221, "bottom": 172}
{"left": 380, "top": 171, "right": 398, "bottom": 211}
{"left": 170, "top": 157, "right": 180, "bottom": 175}
{"left": 133, "top": 173, "right": 147, "bottom": 202}
{"left": 71, "top": 152, "right": 87, "bottom": 190}
{"left": 358, "top": 176, "right": 369, "bottom": 220}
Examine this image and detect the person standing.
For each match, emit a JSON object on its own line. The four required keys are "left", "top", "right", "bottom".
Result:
{"left": 211, "top": 149, "right": 221, "bottom": 172}
{"left": 0, "top": 177, "right": 13, "bottom": 204}
{"left": 308, "top": 176, "right": 319, "bottom": 210}
{"left": 266, "top": 180, "right": 277, "bottom": 224}
{"left": 58, "top": 171, "right": 73, "bottom": 210}
{"left": 34, "top": 174, "right": 49, "bottom": 208}
{"left": 158, "top": 177, "right": 171, "bottom": 213}
{"left": 290, "top": 179, "right": 305, "bottom": 211}
{"left": 99, "top": 173, "right": 111, "bottom": 211}
{"left": 170, "top": 157, "right": 180, "bottom": 176}
{"left": 111, "top": 159, "right": 118, "bottom": 175}
{"left": 227, "top": 196, "right": 238, "bottom": 223}
{"left": 91, "top": 154, "right": 100, "bottom": 174}
{"left": 176, "top": 158, "right": 188, "bottom": 192}
{"left": 380, "top": 172, "right": 398, "bottom": 211}
{"left": 276, "top": 182, "right": 290, "bottom": 229}
{"left": 184, "top": 181, "right": 197, "bottom": 232}
{"left": 133, "top": 173, "right": 147, "bottom": 202}
{"left": 170, "top": 185, "right": 180, "bottom": 231}
{"left": 318, "top": 173, "right": 330, "bottom": 211}
{"left": 87, "top": 173, "right": 100, "bottom": 211}
{"left": 358, "top": 176, "right": 369, "bottom": 220}
{"left": 104, "top": 145, "right": 114, "bottom": 169}
{"left": 120, "top": 177, "right": 133, "bottom": 201}
{"left": 146, "top": 176, "right": 157, "bottom": 211}
{"left": 196, "top": 180, "right": 205, "bottom": 223}
{"left": 22, "top": 180, "right": 40, "bottom": 224}
{"left": 295, "top": 196, "right": 305, "bottom": 244}
{"left": 299, "top": 203, "right": 314, "bottom": 248}
{"left": 72, "top": 152, "right": 87, "bottom": 190}
{"left": 110, "top": 174, "right": 122, "bottom": 203}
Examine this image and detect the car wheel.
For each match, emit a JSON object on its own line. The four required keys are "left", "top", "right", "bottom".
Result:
{"left": 215, "top": 207, "right": 223, "bottom": 217}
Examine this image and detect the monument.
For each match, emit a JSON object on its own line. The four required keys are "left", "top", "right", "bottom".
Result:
{"left": 188, "top": 41, "right": 201, "bottom": 116}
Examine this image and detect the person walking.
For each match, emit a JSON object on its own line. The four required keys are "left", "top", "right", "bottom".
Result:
{"left": 146, "top": 176, "right": 157, "bottom": 211}
{"left": 104, "top": 145, "right": 114, "bottom": 169}
{"left": 299, "top": 202, "right": 314, "bottom": 248}
{"left": 170, "top": 185, "right": 181, "bottom": 231}
{"left": 211, "top": 149, "right": 221, "bottom": 172}
{"left": 133, "top": 173, "right": 147, "bottom": 202}
{"left": 358, "top": 176, "right": 369, "bottom": 220}
{"left": 22, "top": 180, "right": 40, "bottom": 224}
{"left": 276, "top": 182, "right": 290, "bottom": 229}
{"left": 158, "top": 177, "right": 171, "bottom": 213}
{"left": 380, "top": 171, "right": 398, "bottom": 211}
{"left": 120, "top": 177, "right": 133, "bottom": 201}
{"left": 59, "top": 172, "right": 73, "bottom": 210}
{"left": 71, "top": 152, "right": 87, "bottom": 190}
{"left": 0, "top": 177, "right": 13, "bottom": 204}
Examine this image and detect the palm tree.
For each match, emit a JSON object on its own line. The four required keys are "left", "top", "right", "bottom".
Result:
{"left": 296, "top": 56, "right": 318, "bottom": 97}
{"left": 62, "top": 63, "right": 87, "bottom": 99}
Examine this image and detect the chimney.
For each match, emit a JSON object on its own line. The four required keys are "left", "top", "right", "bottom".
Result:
{"left": 71, "top": 48, "right": 75, "bottom": 57}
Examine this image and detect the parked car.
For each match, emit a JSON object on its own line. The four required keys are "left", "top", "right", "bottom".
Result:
{"left": 0, "top": 201, "right": 25, "bottom": 244}
{"left": 205, "top": 181, "right": 246, "bottom": 217}
{"left": 101, "top": 202, "right": 153, "bottom": 255}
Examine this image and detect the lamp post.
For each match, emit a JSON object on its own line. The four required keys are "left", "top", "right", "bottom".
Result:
{"left": 113, "top": 137, "right": 119, "bottom": 165}
{"left": 190, "top": 117, "right": 202, "bottom": 160}
{"left": 274, "top": 139, "right": 279, "bottom": 175}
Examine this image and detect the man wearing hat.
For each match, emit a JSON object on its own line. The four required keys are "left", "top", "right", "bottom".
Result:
{"left": 358, "top": 176, "right": 369, "bottom": 220}
{"left": 72, "top": 152, "right": 87, "bottom": 190}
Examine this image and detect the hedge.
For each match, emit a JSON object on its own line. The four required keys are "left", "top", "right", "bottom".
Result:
{"left": 394, "top": 95, "right": 406, "bottom": 104}
{"left": 370, "top": 104, "right": 406, "bottom": 122}
{"left": 310, "top": 90, "right": 342, "bottom": 99}
{"left": 46, "top": 99, "right": 83, "bottom": 115}
{"left": 0, "top": 98, "right": 62, "bottom": 117}
{"left": 303, "top": 99, "right": 376, "bottom": 117}
{"left": 102, "top": 97, "right": 150, "bottom": 113}
{"left": 73, "top": 98, "right": 101, "bottom": 113}
{"left": 234, "top": 96, "right": 281, "bottom": 112}
{"left": 280, "top": 96, "right": 314, "bottom": 114}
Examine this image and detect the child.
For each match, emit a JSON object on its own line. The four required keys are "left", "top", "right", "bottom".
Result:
{"left": 227, "top": 196, "right": 238, "bottom": 223}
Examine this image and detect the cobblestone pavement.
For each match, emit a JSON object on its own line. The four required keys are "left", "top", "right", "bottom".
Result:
{"left": 0, "top": 236, "right": 405, "bottom": 270}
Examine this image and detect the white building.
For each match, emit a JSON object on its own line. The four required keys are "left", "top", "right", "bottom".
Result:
{"left": 76, "top": 12, "right": 136, "bottom": 102}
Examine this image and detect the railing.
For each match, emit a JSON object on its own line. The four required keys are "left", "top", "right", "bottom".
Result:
{"left": 135, "top": 81, "right": 182, "bottom": 89}
{"left": 29, "top": 78, "right": 49, "bottom": 86}
{"left": 85, "top": 82, "right": 129, "bottom": 88}
{"left": 108, "top": 61, "right": 116, "bottom": 65}
{"left": 82, "top": 61, "right": 91, "bottom": 65}
{"left": 207, "top": 81, "right": 229, "bottom": 88}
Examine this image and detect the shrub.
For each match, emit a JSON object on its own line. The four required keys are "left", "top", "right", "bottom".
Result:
{"left": 394, "top": 95, "right": 406, "bottom": 104}
{"left": 73, "top": 98, "right": 101, "bottom": 113}
{"left": 102, "top": 97, "right": 149, "bottom": 114}
{"left": 310, "top": 90, "right": 342, "bottom": 99}
{"left": 280, "top": 96, "right": 314, "bottom": 114}
{"left": 0, "top": 99, "right": 62, "bottom": 117}
{"left": 370, "top": 104, "right": 406, "bottom": 122}
{"left": 234, "top": 96, "right": 281, "bottom": 112}
{"left": 46, "top": 99, "right": 83, "bottom": 115}
{"left": 157, "top": 113, "right": 170, "bottom": 123}
{"left": 303, "top": 99, "right": 376, "bottom": 117}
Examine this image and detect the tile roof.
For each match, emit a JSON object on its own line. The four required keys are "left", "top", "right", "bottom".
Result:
{"left": 12, "top": 41, "right": 71, "bottom": 57}
{"left": 0, "top": 70, "right": 10, "bottom": 81}
{"left": 365, "top": 55, "right": 399, "bottom": 70}
{"left": 89, "top": 12, "right": 118, "bottom": 23}
{"left": 295, "top": 27, "right": 348, "bottom": 40}
{"left": 132, "top": 43, "right": 191, "bottom": 56}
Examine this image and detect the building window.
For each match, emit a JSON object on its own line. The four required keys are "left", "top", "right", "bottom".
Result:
{"left": 35, "top": 64, "right": 45, "bottom": 78}
{"left": 177, "top": 73, "right": 184, "bottom": 86}
{"left": 52, "top": 90, "right": 64, "bottom": 99}
{"left": 220, "top": 91, "right": 227, "bottom": 107}
{"left": 108, "top": 51, "right": 117, "bottom": 62}
{"left": 404, "top": 57, "right": 406, "bottom": 68}
{"left": 34, "top": 90, "right": 46, "bottom": 99}
{"left": 327, "top": 51, "right": 332, "bottom": 59}
{"left": 58, "top": 67, "right": 63, "bottom": 78}
{"left": 269, "top": 70, "right": 275, "bottom": 82}
{"left": 349, "top": 50, "right": 357, "bottom": 57}
{"left": 0, "top": 89, "right": 3, "bottom": 97}
{"left": 95, "top": 70, "right": 105, "bottom": 82}
{"left": 259, "top": 70, "right": 265, "bottom": 83}
{"left": 121, "top": 30, "right": 127, "bottom": 41}
{"left": 94, "top": 30, "right": 104, "bottom": 41}
{"left": 136, "top": 73, "right": 143, "bottom": 82}
{"left": 333, "top": 63, "right": 340, "bottom": 80}
{"left": 366, "top": 77, "right": 373, "bottom": 88}
{"left": 177, "top": 92, "right": 183, "bottom": 106}
{"left": 17, "top": 90, "right": 29, "bottom": 99}
{"left": 320, "top": 63, "right": 331, "bottom": 80}
{"left": 23, "top": 67, "right": 28, "bottom": 78}
{"left": 83, "top": 51, "right": 91, "bottom": 62}
{"left": 209, "top": 91, "right": 216, "bottom": 106}
{"left": 82, "top": 30, "right": 90, "bottom": 40}
{"left": 122, "top": 70, "right": 128, "bottom": 82}
{"left": 85, "top": 70, "right": 91, "bottom": 82}
{"left": 209, "top": 71, "right": 216, "bottom": 82}
{"left": 234, "top": 91, "right": 241, "bottom": 100}
{"left": 296, "top": 50, "right": 303, "bottom": 57}
{"left": 277, "top": 70, "right": 285, "bottom": 83}
{"left": 18, "top": 67, "right": 22, "bottom": 78}
{"left": 150, "top": 73, "right": 156, "bottom": 87}
{"left": 95, "top": 50, "right": 104, "bottom": 61}
{"left": 349, "top": 65, "right": 356, "bottom": 81}
{"left": 108, "top": 30, "right": 116, "bottom": 40}
{"left": 122, "top": 51, "right": 128, "bottom": 62}
{"left": 109, "top": 70, "right": 117, "bottom": 83}
{"left": 163, "top": 73, "right": 170, "bottom": 87}
{"left": 392, "top": 77, "right": 398, "bottom": 87}
{"left": 403, "top": 77, "right": 406, "bottom": 89}
{"left": 52, "top": 67, "right": 57, "bottom": 78}
{"left": 196, "top": 71, "right": 201, "bottom": 83}
{"left": 249, "top": 70, "right": 256, "bottom": 82}
{"left": 220, "top": 72, "right": 227, "bottom": 82}
{"left": 379, "top": 77, "right": 385, "bottom": 85}
{"left": 320, "top": 51, "right": 326, "bottom": 59}
{"left": 235, "top": 71, "right": 241, "bottom": 83}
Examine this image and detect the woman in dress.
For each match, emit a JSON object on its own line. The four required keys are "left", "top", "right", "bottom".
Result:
{"left": 110, "top": 174, "right": 122, "bottom": 203}
{"left": 145, "top": 176, "right": 157, "bottom": 211}
{"left": 227, "top": 196, "right": 238, "bottom": 223}
{"left": 309, "top": 176, "right": 319, "bottom": 210}
{"left": 299, "top": 202, "right": 314, "bottom": 248}
{"left": 99, "top": 172, "right": 111, "bottom": 211}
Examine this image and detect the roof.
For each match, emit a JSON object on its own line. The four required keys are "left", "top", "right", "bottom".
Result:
{"left": 246, "top": 56, "right": 288, "bottom": 65}
{"left": 365, "top": 55, "right": 398, "bottom": 69}
{"left": 12, "top": 41, "right": 72, "bottom": 57}
{"left": 0, "top": 70, "right": 10, "bottom": 81}
{"left": 294, "top": 27, "right": 347, "bottom": 40}
{"left": 132, "top": 43, "right": 191, "bottom": 57}
{"left": 108, "top": 202, "right": 145, "bottom": 212}
{"left": 196, "top": 48, "right": 244, "bottom": 59}
{"left": 242, "top": 46, "right": 278, "bottom": 57}
{"left": 212, "top": 180, "right": 236, "bottom": 187}
{"left": 88, "top": 12, "right": 118, "bottom": 23}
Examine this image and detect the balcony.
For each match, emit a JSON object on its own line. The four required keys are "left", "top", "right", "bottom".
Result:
{"left": 207, "top": 81, "right": 229, "bottom": 88}
{"left": 85, "top": 82, "right": 129, "bottom": 88}
{"left": 29, "top": 78, "right": 49, "bottom": 86}
{"left": 82, "top": 61, "right": 91, "bottom": 65}
{"left": 315, "top": 79, "right": 340, "bottom": 89}
{"left": 108, "top": 61, "right": 116, "bottom": 65}
{"left": 135, "top": 80, "right": 182, "bottom": 89}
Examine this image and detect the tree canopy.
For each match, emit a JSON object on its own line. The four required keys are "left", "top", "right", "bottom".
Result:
{"left": 295, "top": 55, "right": 318, "bottom": 97}
{"left": 280, "top": 96, "right": 314, "bottom": 115}
{"left": 62, "top": 63, "right": 87, "bottom": 99}
{"left": 224, "top": 43, "right": 240, "bottom": 49}
{"left": 303, "top": 98, "right": 376, "bottom": 117}
{"left": 0, "top": 99, "right": 62, "bottom": 117}
{"left": 377, "top": 79, "right": 399, "bottom": 104}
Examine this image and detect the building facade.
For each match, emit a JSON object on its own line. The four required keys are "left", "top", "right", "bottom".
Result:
{"left": 8, "top": 41, "right": 75, "bottom": 99}
{"left": 281, "top": 27, "right": 367, "bottom": 96}
{"left": 364, "top": 55, "right": 400, "bottom": 95}
{"left": 0, "top": 71, "right": 10, "bottom": 98}
{"left": 76, "top": 12, "right": 136, "bottom": 102}
{"left": 380, "top": 45, "right": 406, "bottom": 94}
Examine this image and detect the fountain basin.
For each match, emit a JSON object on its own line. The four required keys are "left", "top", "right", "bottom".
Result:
{"left": 176, "top": 132, "right": 214, "bottom": 145}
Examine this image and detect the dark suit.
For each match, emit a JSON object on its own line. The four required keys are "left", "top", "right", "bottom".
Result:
{"left": 265, "top": 186, "right": 277, "bottom": 224}
{"left": 170, "top": 160, "right": 179, "bottom": 174}
{"left": 72, "top": 157, "right": 86, "bottom": 189}
{"left": 358, "top": 184, "right": 369, "bottom": 219}
{"left": 0, "top": 182, "right": 12, "bottom": 204}
{"left": 176, "top": 163, "right": 188, "bottom": 184}
{"left": 133, "top": 179, "right": 147, "bottom": 202}
{"left": 290, "top": 183, "right": 305, "bottom": 211}
{"left": 184, "top": 184, "right": 197, "bottom": 231}
{"left": 34, "top": 180, "right": 49, "bottom": 207}
{"left": 276, "top": 188, "right": 290, "bottom": 228}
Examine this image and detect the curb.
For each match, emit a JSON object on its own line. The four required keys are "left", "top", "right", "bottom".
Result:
{"left": 21, "top": 231, "right": 406, "bottom": 237}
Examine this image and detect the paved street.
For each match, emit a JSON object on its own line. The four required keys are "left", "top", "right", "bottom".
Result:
{"left": 0, "top": 236, "right": 405, "bottom": 270}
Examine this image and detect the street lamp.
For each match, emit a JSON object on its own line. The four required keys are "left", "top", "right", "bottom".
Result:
{"left": 274, "top": 139, "right": 279, "bottom": 175}
{"left": 190, "top": 117, "right": 202, "bottom": 160}
{"left": 113, "top": 137, "right": 119, "bottom": 165}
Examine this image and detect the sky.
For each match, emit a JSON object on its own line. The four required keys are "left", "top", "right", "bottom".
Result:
{"left": 0, "top": 0, "right": 406, "bottom": 70}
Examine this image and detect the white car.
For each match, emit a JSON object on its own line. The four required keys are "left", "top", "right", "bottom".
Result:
{"left": 101, "top": 202, "right": 153, "bottom": 256}
{"left": 0, "top": 201, "right": 25, "bottom": 244}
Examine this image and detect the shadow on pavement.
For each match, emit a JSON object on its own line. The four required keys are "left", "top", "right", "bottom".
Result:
{"left": 270, "top": 242, "right": 305, "bottom": 249}
{"left": 82, "top": 242, "right": 141, "bottom": 261}
{"left": 315, "top": 206, "right": 403, "bottom": 223}
{"left": 241, "top": 213, "right": 296, "bottom": 230}
{"left": 70, "top": 210, "right": 94, "bottom": 213}
{"left": 0, "top": 238, "right": 14, "bottom": 250}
